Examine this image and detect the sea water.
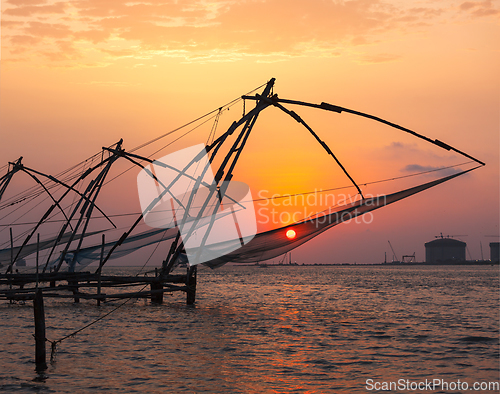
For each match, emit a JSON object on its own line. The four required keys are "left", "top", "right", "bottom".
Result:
{"left": 0, "top": 265, "right": 498, "bottom": 393}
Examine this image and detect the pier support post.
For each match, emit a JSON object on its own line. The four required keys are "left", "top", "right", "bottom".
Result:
{"left": 97, "top": 234, "right": 104, "bottom": 306}
{"left": 33, "top": 289, "right": 47, "bottom": 371}
{"left": 69, "top": 280, "right": 80, "bottom": 303}
{"left": 150, "top": 281, "right": 163, "bottom": 304}
{"left": 186, "top": 266, "right": 197, "bottom": 305}
{"left": 97, "top": 273, "right": 102, "bottom": 306}
{"left": 49, "top": 271, "right": 55, "bottom": 288}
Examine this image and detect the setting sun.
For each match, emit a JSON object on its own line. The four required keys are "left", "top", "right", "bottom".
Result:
{"left": 286, "top": 229, "right": 297, "bottom": 240}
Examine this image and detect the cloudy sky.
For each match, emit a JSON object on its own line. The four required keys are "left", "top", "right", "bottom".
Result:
{"left": 1, "top": 0, "right": 499, "bottom": 263}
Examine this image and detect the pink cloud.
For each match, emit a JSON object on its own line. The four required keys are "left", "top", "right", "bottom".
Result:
{"left": 1, "top": 20, "right": 26, "bottom": 28}
{"left": 41, "top": 40, "right": 80, "bottom": 61}
{"left": 460, "top": 2, "right": 477, "bottom": 10}
{"left": 73, "top": 29, "right": 111, "bottom": 44}
{"left": 8, "top": 34, "right": 42, "bottom": 46}
{"left": 25, "top": 22, "right": 72, "bottom": 38}
{"left": 1, "top": 0, "right": 453, "bottom": 62}
{"left": 7, "top": 0, "right": 48, "bottom": 5}
{"left": 459, "top": 0, "right": 499, "bottom": 17}
{"left": 4, "top": 2, "right": 66, "bottom": 16}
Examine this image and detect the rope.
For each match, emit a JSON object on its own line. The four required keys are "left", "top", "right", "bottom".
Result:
{"left": 90, "top": 83, "right": 266, "bottom": 187}
{"left": 101, "top": 114, "right": 220, "bottom": 187}
{"left": 249, "top": 161, "right": 473, "bottom": 203}
{"left": 0, "top": 160, "right": 472, "bottom": 231}
{"left": 0, "top": 212, "right": 143, "bottom": 227}
{"left": 135, "top": 229, "right": 172, "bottom": 275}
{"left": 0, "top": 83, "right": 266, "bottom": 216}
{"left": 206, "top": 108, "right": 222, "bottom": 146}
{"left": 129, "top": 82, "right": 267, "bottom": 154}
{"left": 48, "top": 283, "right": 148, "bottom": 361}
{"left": 0, "top": 153, "right": 101, "bottom": 210}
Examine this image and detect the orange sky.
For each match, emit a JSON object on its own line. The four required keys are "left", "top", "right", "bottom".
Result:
{"left": 1, "top": 0, "right": 499, "bottom": 264}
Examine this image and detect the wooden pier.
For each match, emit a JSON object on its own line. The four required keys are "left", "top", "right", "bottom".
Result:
{"left": 0, "top": 268, "right": 197, "bottom": 305}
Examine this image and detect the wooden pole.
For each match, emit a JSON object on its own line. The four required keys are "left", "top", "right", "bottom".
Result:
{"left": 36, "top": 234, "right": 40, "bottom": 290}
{"left": 71, "top": 280, "right": 80, "bottom": 303}
{"left": 10, "top": 227, "right": 14, "bottom": 269}
{"left": 33, "top": 289, "right": 47, "bottom": 371}
{"left": 9, "top": 228, "right": 13, "bottom": 303}
{"left": 97, "top": 234, "right": 104, "bottom": 306}
{"left": 186, "top": 265, "right": 197, "bottom": 305}
{"left": 150, "top": 280, "right": 163, "bottom": 304}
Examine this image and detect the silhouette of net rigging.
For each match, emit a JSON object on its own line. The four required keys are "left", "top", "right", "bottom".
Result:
{"left": 0, "top": 78, "right": 485, "bottom": 273}
{"left": 0, "top": 230, "right": 103, "bottom": 266}
{"left": 198, "top": 168, "right": 476, "bottom": 268}
{"left": 52, "top": 167, "right": 473, "bottom": 271}
{"left": 51, "top": 228, "right": 177, "bottom": 271}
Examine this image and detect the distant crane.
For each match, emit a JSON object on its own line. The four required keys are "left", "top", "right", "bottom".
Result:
{"left": 388, "top": 240, "right": 399, "bottom": 263}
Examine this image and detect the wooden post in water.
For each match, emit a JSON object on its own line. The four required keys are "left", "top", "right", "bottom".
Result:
{"left": 186, "top": 265, "right": 197, "bottom": 305}
{"left": 150, "top": 280, "right": 163, "bottom": 304}
{"left": 97, "top": 234, "right": 104, "bottom": 306}
{"left": 9, "top": 228, "right": 13, "bottom": 303}
{"left": 33, "top": 289, "right": 47, "bottom": 371}
{"left": 36, "top": 234, "right": 39, "bottom": 290}
{"left": 70, "top": 280, "right": 80, "bottom": 303}
{"left": 10, "top": 227, "right": 14, "bottom": 269}
{"left": 49, "top": 266, "right": 55, "bottom": 288}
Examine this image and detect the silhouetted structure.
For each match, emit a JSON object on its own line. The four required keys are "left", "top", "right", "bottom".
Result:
{"left": 490, "top": 242, "right": 499, "bottom": 263}
{"left": 425, "top": 238, "right": 466, "bottom": 263}
{"left": 0, "top": 78, "right": 487, "bottom": 304}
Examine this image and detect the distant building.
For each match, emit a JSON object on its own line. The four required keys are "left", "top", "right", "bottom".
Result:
{"left": 425, "top": 238, "right": 466, "bottom": 263}
{"left": 490, "top": 242, "right": 499, "bottom": 262}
